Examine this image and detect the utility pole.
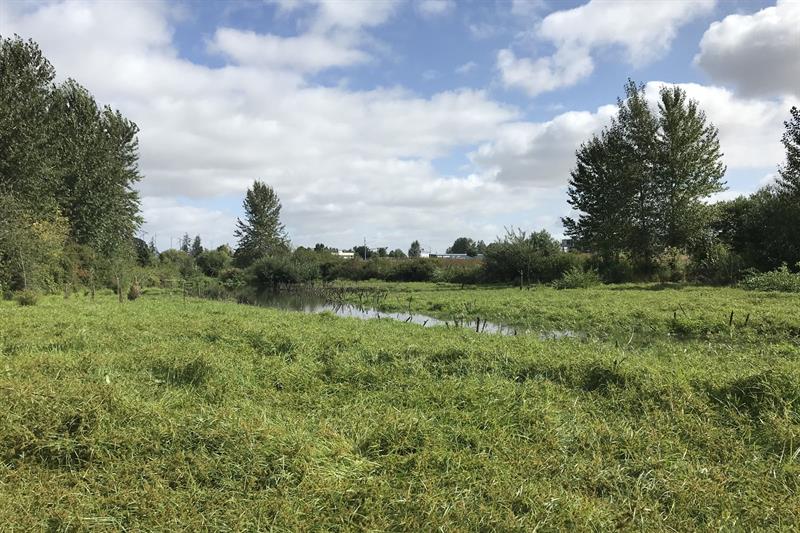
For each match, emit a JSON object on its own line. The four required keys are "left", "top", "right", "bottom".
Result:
{"left": 363, "top": 237, "right": 367, "bottom": 260}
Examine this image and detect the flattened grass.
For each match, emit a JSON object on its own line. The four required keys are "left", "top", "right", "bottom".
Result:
{"left": 0, "top": 292, "right": 798, "bottom": 530}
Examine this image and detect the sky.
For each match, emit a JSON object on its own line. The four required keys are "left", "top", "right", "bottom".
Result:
{"left": 1, "top": 0, "right": 799, "bottom": 253}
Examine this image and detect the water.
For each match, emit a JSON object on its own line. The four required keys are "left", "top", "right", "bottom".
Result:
{"left": 251, "top": 290, "right": 583, "bottom": 339}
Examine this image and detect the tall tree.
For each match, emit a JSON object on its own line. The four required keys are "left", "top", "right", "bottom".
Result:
{"left": 778, "top": 106, "right": 800, "bottom": 197}
{"left": 49, "top": 80, "right": 142, "bottom": 256}
{"left": 564, "top": 80, "right": 726, "bottom": 271}
{"left": 655, "top": 85, "right": 725, "bottom": 248}
{"left": 408, "top": 240, "right": 422, "bottom": 258}
{"left": 0, "top": 36, "right": 58, "bottom": 218}
{"left": 563, "top": 123, "right": 631, "bottom": 260}
{"left": 234, "top": 180, "right": 289, "bottom": 266}
{"left": 180, "top": 233, "right": 191, "bottom": 253}
{"left": 191, "top": 235, "right": 203, "bottom": 257}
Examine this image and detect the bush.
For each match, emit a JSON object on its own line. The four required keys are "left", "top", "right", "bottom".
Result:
{"left": 588, "top": 255, "right": 636, "bottom": 283}
{"left": 13, "top": 290, "right": 39, "bottom": 306}
{"left": 127, "top": 280, "right": 141, "bottom": 301}
{"left": 384, "top": 259, "right": 436, "bottom": 282}
{"left": 655, "top": 247, "right": 689, "bottom": 283}
{"left": 741, "top": 264, "right": 800, "bottom": 292}
{"left": 196, "top": 249, "right": 232, "bottom": 277}
{"left": 249, "top": 255, "right": 319, "bottom": 289}
{"left": 690, "top": 243, "right": 744, "bottom": 285}
{"left": 483, "top": 229, "right": 581, "bottom": 284}
{"left": 434, "top": 261, "right": 484, "bottom": 284}
{"left": 552, "top": 266, "right": 601, "bottom": 289}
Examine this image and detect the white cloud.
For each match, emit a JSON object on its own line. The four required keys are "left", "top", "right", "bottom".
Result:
{"left": 472, "top": 81, "right": 796, "bottom": 191}
{"left": 455, "top": 61, "right": 477, "bottom": 75}
{"left": 1, "top": 0, "right": 527, "bottom": 251}
{"left": 644, "top": 82, "right": 796, "bottom": 169}
{"left": 415, "top": 0, "right": 455, "bottom": 18}
{"left": 695, "top": 0, "right": 800, "bottom": 98}
{"left": 209, "top": 28, "right": 369, "bottom": 73}
{"left": 499, "top": 0, "right": 716, "bottom": 96}
{"left": 471, "top": 105, "right": 617, "bottom": 186}
{"left": 140, "top": 197, "right": 235, "bottom": 250}
{"left": 496, "top": 46, "right": 593, "bottom": 98}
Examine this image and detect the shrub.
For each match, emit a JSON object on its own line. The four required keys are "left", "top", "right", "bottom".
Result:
{"left": 384, "top": 258, "right": 436, "bottom": 282}
{"left": 127, "top": 280, "right": 141, "bottom": 301}
{"left": 195, "top": 249, "right": 232, "bottom": 277}
{"left": 552, "top": 266, "right": 601, "bottom": 289}
{"left": 690, "top": 243, "right": 744, "bottom": 285}
{"left": 483, "top": 229, "right": 581, "bottom": 284}
{"left": 741, "top": 264, "right": 800, "bottom": 292}
{"left": 13, "top": 290, "right": 39, "bottom": 306}
{"left": 249, "top": 255, "right": 319, "bottom": 289}
{"left": 434, "top": 261, "right": 484, "bottom": 284}
{"left": 655, "top": 247, "right": 689, "bottom": 283}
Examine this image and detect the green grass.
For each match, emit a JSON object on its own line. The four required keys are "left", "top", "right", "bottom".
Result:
{"left": 336, "top": 281, "right": 800, "bottom": 342}
{"left": 1, "top": 291, "right": 799, "bottom": 530}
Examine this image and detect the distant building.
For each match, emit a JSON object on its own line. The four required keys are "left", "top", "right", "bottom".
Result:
{"left": 560, "top": 239, "right": 575, "bottom": 253}
{"left": 429, "top": 253, "right": 484, "bottom": 260}
{"left": 332, "top": 250, "right": 355, "bottom": 259}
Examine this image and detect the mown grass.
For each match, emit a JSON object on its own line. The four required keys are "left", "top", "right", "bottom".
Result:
{"left": 336, "top": 281, "right": 800, "bottom": 342}
{"left": 1, "top": 291, "right": 798, "bottom": 530}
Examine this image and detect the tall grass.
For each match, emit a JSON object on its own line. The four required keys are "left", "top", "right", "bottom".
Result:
{"left": 0, "top": 291, "right": 798, "bottom": 529}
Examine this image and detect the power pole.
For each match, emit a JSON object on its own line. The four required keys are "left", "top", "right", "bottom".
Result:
{"left": 363, "top": 237, "right": 367, "bottom": 260}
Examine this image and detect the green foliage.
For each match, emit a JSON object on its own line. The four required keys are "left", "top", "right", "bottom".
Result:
{"left": 249, "top": 255, "right": 319, "bottom": 288}
{"left": 778, "top": 106, "right": 800, "bottom": 196}
{"left": 564, "top": 80, "right": 725, "bottom": 272}
{"left": 407, "top": 240, "right": 421, "bottom": 258}
{"left": 196, "top": 249, "right": 232, "bottom": 277}
{"left": 713, "top": 189, "right": 800, "bottom": 273}
{"left": 689, "top": 242, "right": 744, "bottom": 285}
{"left": 483, "top": 228, "right": 579, "bottom": 283}
{"left": 552, "top": 266, "right": 601, "bottom": 290}
{"left": 158, "top": 249, "right": 196, "bottom": 279}
{"left": 190, "top": 235, "right": 203, "bottom": 257}
{"left": 433, "top": 261, "right": 484, "bottom": 284}
{"left": 234, "top": 181, "right": 289, "bottom": 267}
{"left": 0, "top": 36, "right": 142, "bottom": 292}
{"left": 13, "top": 290, "right": 39, "bottom": 306}
{"left": 446, "top": 237, "right": 478, "bottom": 256}
{"left": 741, "top": 264, "right": 800, "bottom": 293}
{"left": 1, "top": 292, "right": 799, "bottom": 529}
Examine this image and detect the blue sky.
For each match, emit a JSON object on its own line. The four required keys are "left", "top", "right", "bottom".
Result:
{"left": 2, "top": 0, "right": 798, "bottom": 252}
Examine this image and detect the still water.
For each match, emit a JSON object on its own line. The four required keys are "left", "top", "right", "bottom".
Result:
{"left": 252, "top": 290, "right": 582, "bottom": 339}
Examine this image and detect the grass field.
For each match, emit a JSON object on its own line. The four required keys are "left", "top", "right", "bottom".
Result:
{"left": 1, "top": 289, "right": 799, "bottom": 530}
{"left": 337, "top": 281, "right": 800, "bottom": 342}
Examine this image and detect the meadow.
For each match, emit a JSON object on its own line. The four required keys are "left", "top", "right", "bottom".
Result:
{"left": 336, "top": 281, "right": 800, "bottom": 342}
{"left": 1, "top": 287, "right": 799, "bottom": 530}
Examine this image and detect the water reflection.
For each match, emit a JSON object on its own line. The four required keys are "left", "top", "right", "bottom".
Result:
{"left": 252, "top": 290, "right": 584, "bottom": 340}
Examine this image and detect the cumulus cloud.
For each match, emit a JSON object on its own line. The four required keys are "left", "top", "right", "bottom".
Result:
{"left": 472, "top": 81, "right": 796, "bottom": 190}
{"left": 140, "top": 197, "right": 235, "bottom": 249}
{"left": 209, "top": 28, "right": 369, "bottom": 73}
{"left": 499, "top": 0, "right": 716, "bottom": 96}
{"left": 695, "top": 0, "right": 800, "bottom": 98}
{"left": 471, "top": 105, "right": 617, "bottom": 186}
{"left": 1, "top": 0, "right": 529, "bottom": 250}
{"left": 644, "top": 82, "right": 796, "bottom": 169}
